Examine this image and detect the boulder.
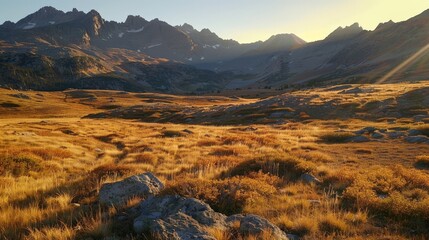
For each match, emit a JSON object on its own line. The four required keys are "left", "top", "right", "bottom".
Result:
{"left": 133, "top": 195, "right": 226, "bottom": 235}
{"left": 226, "top": 214, "right": 290, "bottom": 240}
{"left": 405, "top": 136, "right": 429, "bottom": 144}
{"left": 133, "top": 195, "right": 291, "bottom": 240}
{"left": 99, "top": 172, "right": 164, "bottom": 206}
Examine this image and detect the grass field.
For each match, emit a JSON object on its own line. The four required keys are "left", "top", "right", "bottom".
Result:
{"left": 0, "top": 83, "right": 428, "bottom": 239}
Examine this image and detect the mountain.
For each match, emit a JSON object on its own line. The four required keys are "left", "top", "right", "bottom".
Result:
{"left": 1, "top": 6, "right": 429, "bottom": 93}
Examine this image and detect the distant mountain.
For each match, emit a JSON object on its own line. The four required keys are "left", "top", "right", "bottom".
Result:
{"left": 1, "top": 6, "right": 429, "bottom": 93}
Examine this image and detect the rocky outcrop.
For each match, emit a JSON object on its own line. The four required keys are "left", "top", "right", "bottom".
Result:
{"left": 99, "top": 172, "right": 164, "bottom": 206}
{"left": 133, "top": 195, "right": 226, "bottom": 239}
{"left": 133, "top": 195, "right": 290, "bottom": 240}
{"left": 98, "top": 173, "right": 291, "bottom": 239}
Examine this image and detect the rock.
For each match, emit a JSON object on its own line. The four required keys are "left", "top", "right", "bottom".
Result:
{"left": 299, "top": 173, "right": 321, "bottom": 184}
{"left": 347, "top": 136, "right": 370, "bottom": 143}
{"left": 371, "top": 132, "right": 384, "bottom": 139}
{"left": 133, "top": 195, "right": 226, "bottom": 235}
{"left": 9, "top": 93, "right": 31, "bottom": 99}
{"left": 226, "top": 214, "right": 289, "bottom": 240}
{"left": 182, "top": 129, "right": 194, "bottom": 134}
{"left": 354, "top": 127, "right": 377, "bottom": 135}
{"left": 414, "top": 115, "right": 429, "bottom": 123}
{"left": 408, "top": 129, "right": 422, "bottom": 136}
{"left": 151, "top": 213, "right": 217, "bottom": 240}
{"left": 387, "top": 131, "right": 405, "bottom": 139}
{"left": 405, "top": 136, "right": 429, "bottom": 144}
{"left": 99, "top": 172, "right": 164, "bottom": 206}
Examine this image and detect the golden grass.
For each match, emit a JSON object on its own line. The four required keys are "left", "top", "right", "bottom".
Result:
{"left": 0, "top": 84, "right": 428, "bottom": 239}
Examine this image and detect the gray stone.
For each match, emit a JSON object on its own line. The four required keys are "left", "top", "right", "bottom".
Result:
{"left": 414, "top": 115, "right": 429, "bottom": 123}
{"left": 347, "top": 136, "right": 370, "bottom": 143}
{"left": 99, "top": 172, "right": 164, "bottom": 206}
{"left": 408, "top": 129, "right": 422, "bottom": 136}
{"left": 387, "top": 131, "right": 405, "bottom": 139}
{"left": 371, "top": 132, "right": 384, "bottom": 139}
{"left": 405, "top": 136, "right": 429, "bottom": 144}
{"left": 354, "top": 127, "right": 377, "bottom": 135}
{"left": 226, "top": 214, "right": 289, "bottom": 240}
{"left": 299, "top": 173, "right": 321, "bottom": 184}
{"left": 133, "top": 195, "right": 226, "bottom": 235}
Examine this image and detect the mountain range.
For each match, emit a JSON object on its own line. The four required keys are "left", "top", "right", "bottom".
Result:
{"left": 1, "top": 6, "right": 429, "bottom": 93}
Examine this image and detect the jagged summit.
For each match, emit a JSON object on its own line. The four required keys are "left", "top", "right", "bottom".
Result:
{"left": 325, "top": 22, "right": 364, "bottom": 41}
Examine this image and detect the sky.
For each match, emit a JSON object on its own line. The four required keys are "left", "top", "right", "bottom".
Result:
{"left": 1, "top": 0, "right": 429, "bottom": 43}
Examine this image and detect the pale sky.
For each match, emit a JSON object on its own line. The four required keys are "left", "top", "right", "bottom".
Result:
{"left": 1, "top": 0, "right": 428, "bottom": 43}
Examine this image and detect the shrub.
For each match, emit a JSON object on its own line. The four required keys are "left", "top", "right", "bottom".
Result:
{"left": 319, "top": 132, "right": 355, "bottom": 143}
{"left": 0, "top": 154, "right": 42, "bottom": 176}
{"left": 318, "top": 214, "right": 348, "bottom": 233}
{"left": 163, "top": 173, "right": 280, "bottom": 215}
{"left": 89, "top": 164, "right": 135, "bottom": 183}
{"left": 161, "top": 130, "right": 185, "bottom": 138}
{"left": 134, "top": 153, "right": 158, "bottom": 165}
{"left": 224, "top": 154, "right": 316, "bottom": 181}
{"left": 415, "top": 155, "right": 429, "bottom": 169}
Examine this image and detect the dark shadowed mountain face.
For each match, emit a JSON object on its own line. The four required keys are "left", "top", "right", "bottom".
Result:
{"left": 0, "top": 6, "right": 429, "bottom": 93}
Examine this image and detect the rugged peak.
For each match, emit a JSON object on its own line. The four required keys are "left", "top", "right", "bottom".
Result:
{"left": 72, "top": 8, "right": 79, "bottom": 13}
{"left": 179, "top": 23, "right": 195, "bottom": 33}
{"left": 325, "top": 22, "right": 363, "bottom": 41}
{"left": 124, "top": 15, "right": 148, "bottom": 28}
{"left": 375, "top": 20, "right": 395, "bottom": 31}
{"left": 87, "top": 9, "right": 101, "bottom": 17}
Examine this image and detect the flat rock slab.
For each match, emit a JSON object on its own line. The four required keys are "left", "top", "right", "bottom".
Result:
{"left": 99, "top": 172, "right": 164, "bottom": 206}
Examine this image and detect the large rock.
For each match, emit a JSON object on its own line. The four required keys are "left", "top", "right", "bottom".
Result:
{"left": 99, "top": 172, "right": 164, "bottom": 206}
{"left": 226, "top": 214, "right": 290, "bottom": 240}
{"left": 133, "top": 195, "right": 291, "bottom": 240}
{"left": 133, "top": 195, "right": 226, "bottom": 235}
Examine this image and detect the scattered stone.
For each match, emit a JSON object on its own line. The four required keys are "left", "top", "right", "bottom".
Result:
{"left": 182, "top": 129, "right": 194, "bottom": 134}
{"left": 371, "top": 132, "right": 384, "bottom": 139}
{"left": 347, "top": 136, "right": 370, "bottom": 143}
{"left": 408, "top": 129, "right": 422, "bottom": 136}
{"left": 61, "top": 129, "right": 77, "bottom": 135}
{"left": 9, "top": 93, "right": 30, "bottom": 99}
{"left": 405, "top": 136, "right": 429, "bottom": 144}
{"left": 414, "top": 115, "right": 429, "bottom": 123}
{"left": 299, "top": 173, "right": 321, "bottom": 184}
{"left": 354, "top": 127, "right": 377, "bottom": 135}
{"left": 387, "top": 131, "right": 406, "bottom": 139}
{"left": 99, "top": 172, "right": 164, "bottom": 206}
{"left": 226, "top": 214, "right": 289, "bottom": 240}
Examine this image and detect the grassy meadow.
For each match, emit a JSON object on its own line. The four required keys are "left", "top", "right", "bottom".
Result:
{"left": 0, "top": 83, "right": 428, "bottom": 239}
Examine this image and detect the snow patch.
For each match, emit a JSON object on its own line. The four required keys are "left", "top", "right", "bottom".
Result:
{"left": 23, "top": 22, "right": 36, "bottom": 30}
{"left": 137, "top": 49, "right": 141, "bottom": 53}
{"left": 187, "top": 57, "right": 193, "bottom": 61}
{"left": 146, "top": 43, "right": 162, "bottom": 49}
{"left": 200, "top": 57, "right": 205, "bottom": 60}
{"left": 49, "top": 21, "right": 56, "bottom": 25}
{"left": 118, "top": 32, "right": 124, "bottom": 38}
{"left": 127, "top": 26, "right": 144, "bottom": 33}
{"left": 203, "top": 44, "right": 221, "bottom": 49}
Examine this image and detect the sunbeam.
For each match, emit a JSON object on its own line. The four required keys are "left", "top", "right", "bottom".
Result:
{"left": 377, "top": 42, "right": 429, "bottom": 83}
